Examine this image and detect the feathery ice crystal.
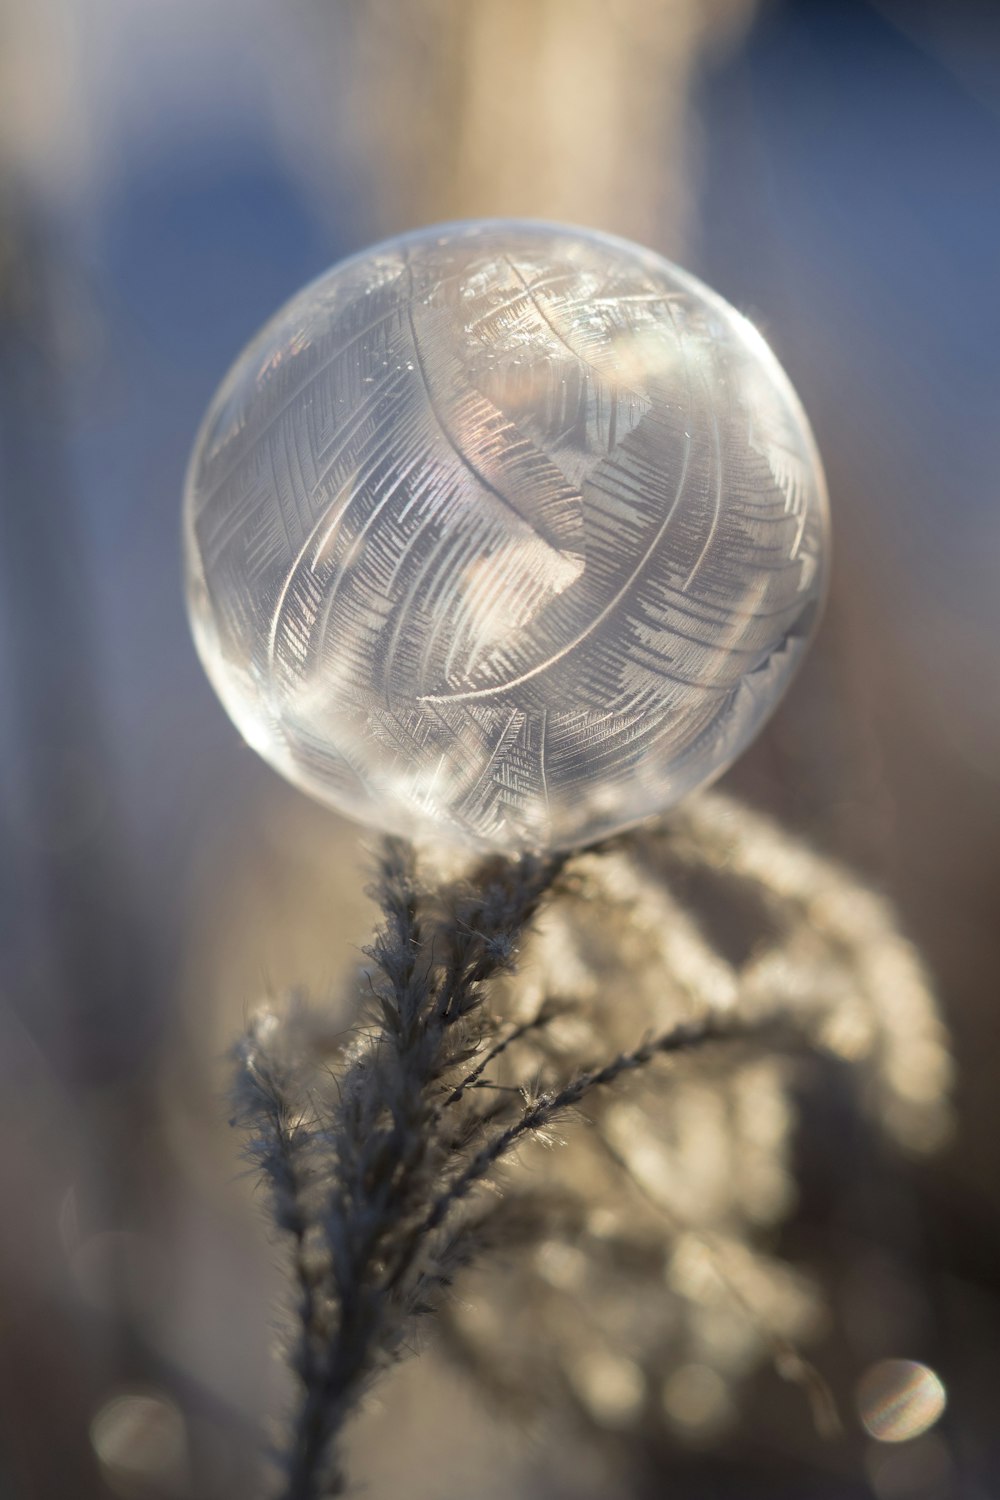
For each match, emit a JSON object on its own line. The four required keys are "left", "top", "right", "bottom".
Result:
{"left": 184, "top": 221, "right": 829, "bottom": 850}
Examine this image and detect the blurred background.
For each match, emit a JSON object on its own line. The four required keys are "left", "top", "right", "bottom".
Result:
{"left": 1, "top": 0, "right": 999, "bottom": 1495}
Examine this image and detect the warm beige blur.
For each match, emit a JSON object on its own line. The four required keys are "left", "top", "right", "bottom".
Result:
{"left": 278, "top": 0, "right": 755, "bottom": 252}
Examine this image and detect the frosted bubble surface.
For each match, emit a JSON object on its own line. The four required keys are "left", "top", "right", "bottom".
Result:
{"left": 184, "top": 221, "right": 829, "bottom": 851}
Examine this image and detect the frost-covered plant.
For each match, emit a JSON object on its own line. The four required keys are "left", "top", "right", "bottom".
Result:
{"left": 232, "top": 792, "right": 950, "bottom": 1499}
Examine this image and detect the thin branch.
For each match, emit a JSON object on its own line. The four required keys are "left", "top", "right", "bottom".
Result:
{"left": 275, "top": 841, "right": 566, "bottom": 1498}
{"left": 443, "top": 1005, "right": 560, "bottom": 1106}
{"left": 386, "top": 1014, "right": 747, "bottom": 1297}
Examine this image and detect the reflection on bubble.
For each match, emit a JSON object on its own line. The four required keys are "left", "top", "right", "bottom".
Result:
{"left": 857, "top": 1359, "right": 946, "bottom": 1443}
{"left": 90, "top": 1390, "right": 188, "bottom": 1496}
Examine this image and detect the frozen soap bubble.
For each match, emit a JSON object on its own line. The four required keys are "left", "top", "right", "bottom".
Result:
{"left": 184, "top": 221, "right": 829, "bottom": 851}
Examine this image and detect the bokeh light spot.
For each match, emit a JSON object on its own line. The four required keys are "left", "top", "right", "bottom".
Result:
{"left": 568, "top": 1350, "right": 645, "bottom": 1428}
{"left": 90, "top": 1390, "right": 188, "bottom": 1496}
{"left": 857, "top": 1359, "right": 946, "bottom": 1443}
{"left": 662, "top": 1362, "right": 734, "bottom": 1439}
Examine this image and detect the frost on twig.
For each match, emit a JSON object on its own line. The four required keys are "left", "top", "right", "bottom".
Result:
{"left": 231, "top": 794, "right": 951, "bottom": 1498}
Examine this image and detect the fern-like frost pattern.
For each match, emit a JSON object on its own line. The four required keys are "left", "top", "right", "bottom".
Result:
{"left": 184, "top": 222, "right": 829, "bottom": 849}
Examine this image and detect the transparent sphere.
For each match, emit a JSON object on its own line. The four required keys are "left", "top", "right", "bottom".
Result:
{"left": 184, "top": 221, "right": 829, "bottom": 851}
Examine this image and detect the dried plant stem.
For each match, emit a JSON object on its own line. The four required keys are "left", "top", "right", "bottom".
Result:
{"left": 238, "top": 837, "right": 746, "bottom": 1498}
{"left": 415, "top": 1014, "right": 745, "bottom": 1251}
{"left": 369, "top": 1014, "right": 751, "bottom": 1388}
{"left": 261, "top": 839, "right": 567, "bottom": 1498}
{"left": 233, "top": 797, "right": 950, "bottom": 1499}
{"left": 442, "top": 1006, "right": 560, "bottom": 1107}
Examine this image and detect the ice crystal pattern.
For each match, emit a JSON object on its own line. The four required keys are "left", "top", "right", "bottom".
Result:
{"left": 184, "top": 222, "right": 829, "bottom": 850}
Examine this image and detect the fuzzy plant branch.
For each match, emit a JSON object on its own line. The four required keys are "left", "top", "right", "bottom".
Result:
{"left": 234, "top": 837, "right": 572, "bottom": 1497}
{"left": 416, "top": 1014, "right": 747, "bottom": 1241}
{"left": 232, "top": 794, "right": 951, "bottom": 1499}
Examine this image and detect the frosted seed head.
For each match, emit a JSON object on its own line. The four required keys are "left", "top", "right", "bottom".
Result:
{"left": 184, "top": 220, "right": 829, "bottom": 851}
